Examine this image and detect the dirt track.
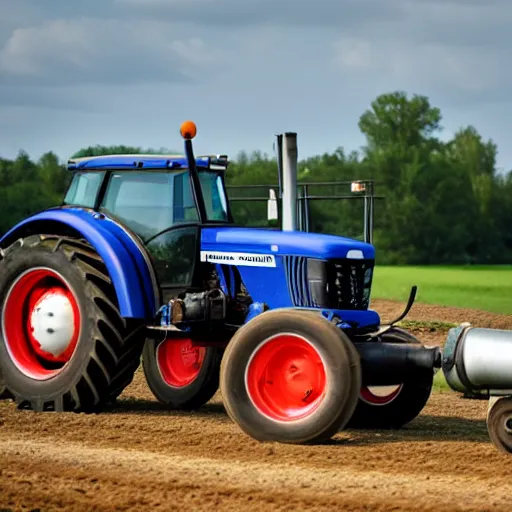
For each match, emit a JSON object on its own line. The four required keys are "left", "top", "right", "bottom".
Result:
{"left": 1, "top": 299, "right": 511, "bottom": 511}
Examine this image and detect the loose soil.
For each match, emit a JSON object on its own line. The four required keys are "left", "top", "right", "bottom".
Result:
{"left": 1, "top": 300, "right": 511, "bottom": 511}
{"left": 375, "top": 298, "right": 512, "bottom": 331}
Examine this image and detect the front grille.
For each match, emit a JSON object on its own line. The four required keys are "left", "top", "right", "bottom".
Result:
{"left": 326, "top": 259, "right": 374, "bottom": 310}
{"left": 284, "top": 256, "right": 312, "bottom": 306}
{"left": 284, "top": 256, "right": 374, "bottom": 310}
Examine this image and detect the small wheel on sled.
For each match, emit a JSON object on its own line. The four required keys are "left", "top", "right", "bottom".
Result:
{"left": 487, "top": 396, "right": 512, "bottom": 454}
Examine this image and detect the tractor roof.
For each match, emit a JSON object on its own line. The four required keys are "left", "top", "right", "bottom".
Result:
{"left": 67, "top": 154, "right": 229, "bottom": 171}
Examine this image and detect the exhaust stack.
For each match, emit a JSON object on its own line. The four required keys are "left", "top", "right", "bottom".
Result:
{"left": 281, "top": 132, "right": 298, "bottom": 231}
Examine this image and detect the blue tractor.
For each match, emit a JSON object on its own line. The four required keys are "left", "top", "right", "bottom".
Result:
{"left": 0, "top": 121, "right": 440, "bottom": 444}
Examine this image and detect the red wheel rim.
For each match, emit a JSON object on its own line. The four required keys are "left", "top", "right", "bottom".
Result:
{"left": 360, "top": 385, "right": 403, "bottom": 405}
{"left": 2, "top": 268, "right": 81, "bottom": 380}
{"left": 245, "top": 333, "right": 327, "bottom": 422}
{"left": 156, "top": 337, "right": 206, "bottom": 388}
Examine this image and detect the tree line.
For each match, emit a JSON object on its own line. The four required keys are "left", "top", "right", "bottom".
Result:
{"left": 1, "top": 91, "right": 510, "bottom": 265}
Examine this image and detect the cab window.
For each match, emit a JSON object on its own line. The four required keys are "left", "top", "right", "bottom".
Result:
{"left": 101, "top": 171, "right": 198, "bottom": 240}
{"left": 64, "top": 171, "right": 105, "bottom": 208}
{"left": 198, "top": 171, "right": 229, "bottom": 222}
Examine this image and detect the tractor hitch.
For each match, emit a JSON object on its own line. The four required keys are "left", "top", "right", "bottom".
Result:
{"left": 364, "top": 285, "right": 418, "bottom": 339}
{"left": 387, "top": 285, "right": 418, "bottom": 326}
{"left": 353, "top": 341, "right": 441, "bottom": 386}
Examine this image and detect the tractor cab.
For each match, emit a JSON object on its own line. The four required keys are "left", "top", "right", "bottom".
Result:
{"left": 64, "top": 143, "right": 234, "bottom": 301}
{"left": 65, "top": 153, "right": 233, "bottom": 240}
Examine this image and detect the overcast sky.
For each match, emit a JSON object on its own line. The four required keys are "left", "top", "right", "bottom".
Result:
{"left": 1, "top": 0, "right": 511, "bottom": 171}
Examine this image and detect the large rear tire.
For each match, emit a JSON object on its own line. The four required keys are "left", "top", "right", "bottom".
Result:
{"left": 220, "top": 309, "right": 361, "bottom": 444}
{"left": 142, "top": 336, "right": 222, "bottom": 410}
{"left": 347, "top": 327, "right": 434, "bottom": 429}
{"left": 0, "top": 235, "right": 146, "bottom": 412}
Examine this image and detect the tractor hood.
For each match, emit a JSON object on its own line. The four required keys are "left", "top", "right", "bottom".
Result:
{"left": 200, "top": 226, "right": 375, "bottom": 260}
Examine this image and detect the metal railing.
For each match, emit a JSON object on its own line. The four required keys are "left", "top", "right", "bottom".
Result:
{"left": 225, "top": 180, "right": 384, "bottom": 244}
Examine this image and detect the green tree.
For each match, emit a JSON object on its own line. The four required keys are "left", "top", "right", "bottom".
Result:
{"left": 0, "top": 90, "right": 510, "bottom": 267}
{"left": 359, "top": 91, "right": 442, "bottom": 151}
{"left": 357, "top": 92, "right": 446, "bottom": 262}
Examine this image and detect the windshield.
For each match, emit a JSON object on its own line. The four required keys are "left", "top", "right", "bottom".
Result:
{"left": 95, "top": 169, "right": 228, "bottom": 240}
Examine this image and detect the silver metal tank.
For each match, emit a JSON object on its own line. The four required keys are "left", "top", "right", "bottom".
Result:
{"left": 442, "top": 324, "right": 512, "bottom": 454}
{"left": 442, "top": 323, "right": 512, "bottom": 395}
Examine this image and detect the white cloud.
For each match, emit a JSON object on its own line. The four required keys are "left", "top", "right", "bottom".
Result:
{"left": 1, "top": 0, "right": 512, "bottom": 173}
{"left": 332, "top": 35, "right": 508, "bottom": 105}
{"left": 0, "top": 18, "right": 220, "bottom": 87}
{"left": 332, "top": 38, "right": 373, "bottom": 70}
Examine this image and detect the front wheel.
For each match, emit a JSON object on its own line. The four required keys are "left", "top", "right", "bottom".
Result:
{"left": 220, "top": 309, "right": 361, "bottom": 444}
{"left": 347, "top": 327, "right": 434, "bottom": 429}
{"left": 142, "top": 336, "right": 223, "bottom": 410}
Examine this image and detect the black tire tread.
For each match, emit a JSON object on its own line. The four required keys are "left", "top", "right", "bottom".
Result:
{"left": 0, "top": 234, "right": 146, "bottom": 412}
{"left": 300, "top": 311, "right": 362, "bottom": 434}
{"left": 220, "top": 309, "right": 361, "bottom": 444}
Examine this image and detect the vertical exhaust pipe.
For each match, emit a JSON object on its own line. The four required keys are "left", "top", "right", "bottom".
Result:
{"left": 281, "top": 132, "right": 298, "bottom": 231}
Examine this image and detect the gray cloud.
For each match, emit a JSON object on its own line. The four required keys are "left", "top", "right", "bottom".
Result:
{"left": 397, "top": 0, "right": 512, "bottom": 47}
{"left": 115, "top": 0, "right": 406, "bottom": 28}
{"left": 0, "top": 18, "right": 219, "bottom": 87}
{"left": 114, "top": 0, "right": 512, "bottom": 46}
{"left": 0, "top": 85, "right": 107, "bottom": 111}
{"left": 1, "top": 0, "right": 507, "bottom": 92}
{"left": 331, "top": 35, "right": 509, "bottom": 104}
{"left": 0, "top": 0, "right": 511, "bottom": 172}
{"left": 327, "top": 0, "right": 512, "bottom": 106}
{"left": 0, "top": 0, "right": 122, "bottom": 25}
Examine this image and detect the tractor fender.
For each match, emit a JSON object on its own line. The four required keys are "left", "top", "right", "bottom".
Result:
{"left": 0, "top": 208, "right": 159, "bottom": 319}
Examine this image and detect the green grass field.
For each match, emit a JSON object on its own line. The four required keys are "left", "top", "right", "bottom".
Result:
{"left": 371, "top": 265, "right": 512, "bottom": 315}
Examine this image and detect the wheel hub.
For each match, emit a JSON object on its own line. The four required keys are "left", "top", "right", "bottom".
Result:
{"left": 2, "top": 268, "right": 81, "bottom": 380}
{"left": 156, "top": 338, "right": 206, "bottom": 388}
{"left": 504, "top": 415, "right": 512, "bottom": 435}
{"left": 29, "top": 288, "right": 76, "bottom": 359}
{"left": 245, "top": 333, "right": 327, "bottom": 422}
